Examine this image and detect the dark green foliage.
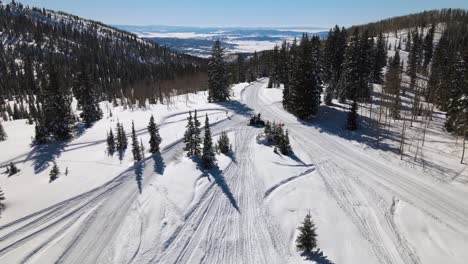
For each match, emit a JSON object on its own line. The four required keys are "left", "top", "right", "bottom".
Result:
{"left": 208, "top": 40, "right": 230, "bottom": 102}
{"left": 115, "top": 122, "right": 128, "bottom": 152}
{"left": 49, "top": 163, "right": 60, "bottom": 183}
{"left": 75, "top": 61, "right": 103, "bottom": 127}
{"left": 0, "top": 187, "right": 5, "bottom": 217}
{"left": 287, "top": 34, "right": 322, "bottom": 119}
{"left": 264, "top": 121, "right": 291, "bottom": 155}
{"left": 384, "top": 51, "right": 403, "bottom": 119}
{"left": 131, "top": 121, "right": 142, "bottom": 161}
{"left": 295, "top": 212, "right": 318, "bottom": 253}
{"left": 183, "top": 111, "right": 195, "bottom": 156}
{"left": 183, "top": 110, "right": 201, "bottom": 157}
{"left": 148, "top": 115, "right": 161, "bottom": 153}
{"left": 217, "top": 131, "right": 231, "bottom": 154}
{"left": 202, "top": 114, "right": 216, "bottom": 169}
{"left": 423, "top": 24, "right": 436, "bottom": 69}
{"left": 41, "top": 64, "right": 74, "bottom": 141}
{"left": 371, "top": 32, "right": 387, "bottom": 84}
{"left": 107, "top": 128, "right": 115, "bottom": 155}
{"left": 346, "top": 100, "right": 359, "bottom": 131}
{"left": 444, "top": 53, "right": 468, "bottom": 133}
{"left": 7, "top": 162, "right": 19, "bottom": 176}
{"left": 0, "top": 121, "right": 6, "bottom": 141}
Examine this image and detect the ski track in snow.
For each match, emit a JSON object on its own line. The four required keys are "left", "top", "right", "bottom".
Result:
{"left": 246, "top": 79, "right": 468, "bottom": 264}
{"left": 0, "top": 79, "right": 467, "bottom": 263}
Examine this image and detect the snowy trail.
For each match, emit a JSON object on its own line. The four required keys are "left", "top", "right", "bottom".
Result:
{"left": 0, "top": 110, "right": 245, "bottom": 263}
{"left": 153, "top": 127, "right": 289, "bottom": 264}
{"left": 1, "top": 79, "right": 467, "bottom": 263}
{"left": 245, "top": 79, "right": 468, "bottom": 264}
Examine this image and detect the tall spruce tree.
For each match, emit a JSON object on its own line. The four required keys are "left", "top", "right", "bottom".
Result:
{"left": 346, "top": 100, "right": 359, "bottom": 130}
{"left": 183, "top": 111, "right": 195, "bottom": 157}
{"left": 193, "top": 110, "right": 202, "bottom": 157}
{"left": 208, "top": 40, "right": 230, "bottom": 102}
{"left": 75, "top": 61, "right": 102, "bottom": 127}
{"left": 201, "top": 114, "right": 216, "bottom": 169}
{"left": 0, "top": 187, "right": 5, "bottom": 217}
{"left": 42, "top": 64, "right": 74, "bottom": 141}
{"left": 0, "top": 121, "right": 6, "bottom": 141}
{"left": 107, "top": 128, "right": 115, "bottom": 155}
{"left": 131, "top": 121, "right": 142, "bottom": 161}
{"left": 296, "top": 212, "right": 318, "bottom": 253}
{"left": 371, "top": 32, "right": 387, "bottom": 84}
{"left": 423, "top": 24, "right": 436, "bottom": 70}
{"left": 148, "top": 115, "right": 162, "bottom": 153}
{"left": 384, "top": 51, "right": 403, "bottom": 119}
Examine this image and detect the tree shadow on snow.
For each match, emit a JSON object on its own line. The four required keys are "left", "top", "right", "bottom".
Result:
{"left": 152, "top": 152, "right": 166, "bottom": 175}
{"left": 215, "top": 100, "right": 254, "bottom": 118}
{"left": 134, "top": 162, "right": 144, "bottom": 194}
{"left": 300, "top": 105, "right": 400, "bottom": 153}
{"left": 302, "top": 249, "right": 335, "bottom": 264}
{"left": 200, "top": 162, "right": 240, "bottom": 212}
{"left": 29, "top": 141, "right": 67, "bottom": 174}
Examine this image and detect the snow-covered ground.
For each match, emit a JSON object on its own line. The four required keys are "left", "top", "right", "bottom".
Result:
{"left": 1, "top": 79, "right": 468, "bottom": 264}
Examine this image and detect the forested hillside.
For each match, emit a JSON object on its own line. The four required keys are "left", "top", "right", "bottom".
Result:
{"left": 0, "top": 1, "right": 207, "bottom": 103}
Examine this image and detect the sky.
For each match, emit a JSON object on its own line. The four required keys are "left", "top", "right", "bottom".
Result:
{"left": 16, "top": 0, "right": 468, "bottom": 28}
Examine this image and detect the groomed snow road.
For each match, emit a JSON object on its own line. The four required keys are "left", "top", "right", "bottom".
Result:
{"left": 0, "top": 79, "right": 467, "bottom": 264}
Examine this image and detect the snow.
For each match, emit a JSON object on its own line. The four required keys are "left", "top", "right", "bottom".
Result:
{"left": 1, "top": 79, "right": 468, "bottom": 263}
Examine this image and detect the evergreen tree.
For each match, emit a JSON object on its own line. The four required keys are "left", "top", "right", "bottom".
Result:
{"left": 42, "top": 64, "right": 74, "bottom": 141}
{"left": 346, "top": 100, "right": 359, "bottom": 130}
{"left": 49, "top": 163, "right": 60, "bottom": 183}
{"left": 107, "top": 128, "right": 115, "bottom": 155}
{"left": 208, "top": 40, "right": 230, "bottom": 102}
{"left": 296, "top": 212, "right": 318, "bottom": 253}
{"left": 423, "top": 24, "right": 436, "bottom": 70}
{"left": 193, "top": 110, "right": 202, "bottom": 157}
{"left": 8, "top": 162, "right": 19, "bottom": 176}
{"left": 371, "top": 32, "right": 387, "bottom": 84}
{"left": 183, "top": 111, "right": 195, "bottom": 157}
{"left": 116, "top": 122, "right": 128, "bottom": 152}
{"left": 201, "top": 114, "right": 216, "bottom": 169}
{"left": 0, "top": 121, "right": 6, "bottom": 141}
{"left": 131, "top": 121, "right": 142, "bottom": 161}
{"left": 75, "top": 61, "right": 102, "bottom": 127}
{"left": 445, "top": 52, "right": 467, "bottom": 133}
{"left": 217, "top": 130, "right": 231, "bottom": 154}
{"left": 148, "top": 115, "right": 162, "bottom": 153}
{"left": 140, "top": 139, "right": 145, "bottom": 159}
{"left": 384, "top": 51, "right": 403, "bottom": 119}
{"left": 0, "top": 187, "right": 5, "bottom": 217}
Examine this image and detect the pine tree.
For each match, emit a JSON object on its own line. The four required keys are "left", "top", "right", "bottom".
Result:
{"left": 107, "top": 128, "right": 115, "bottom": 155}
{"left": 296, "top": 212, "right": 318, "bottom": 253}
{"left": 384, "top": 51, "right": 403, "bottom": 119}
{"left": 202, "top": 114, "right": 216, "bottom": 169}
{"left": 371, "top": 32, "right": 387, "bottom": 84}
{"left": 193, "top": 110, "right": 202, "bottom": 157}
{"left": 346, "top": 100, "right": 359, "bottom": 130}
{"left": 183, "top": 111, "right": 195, "bottom": 156}
{"left": 8, "top": 162, "right": 19, "bottom": 176}
{"left": 423, "top": 24, "right": 435, "bottom": 70}
{"left": 0, "top": 187, "right": 5, "bottom": 217}
{"left": 208, "top": 40, "right": 230, "bottom": 102}
{"left": 42, "top": 64, "right": 74, "bottom": 141}
{"left": 76, "top": 61, "right": 102, "bottom": 127}
{"left": 49, "top": 163, "right": 60, "bottom": 183}
{"left": 116, "top": 122, "right": 128, "bottom": 152}
{"left": 217, "top": 130, "right": 231, "bottom": 154}
{"left": 148, "top": 115, "right": 161, "bottom": 153}
{"left": 0, "top": 121, "right": 6, "bottom": 141}
{"left": 131, "top": 121, "right": 142, "bottom": 161}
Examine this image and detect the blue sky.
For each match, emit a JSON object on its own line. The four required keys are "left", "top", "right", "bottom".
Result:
{"left": 17, "top": 0, "right": 468, "bottom": 28}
